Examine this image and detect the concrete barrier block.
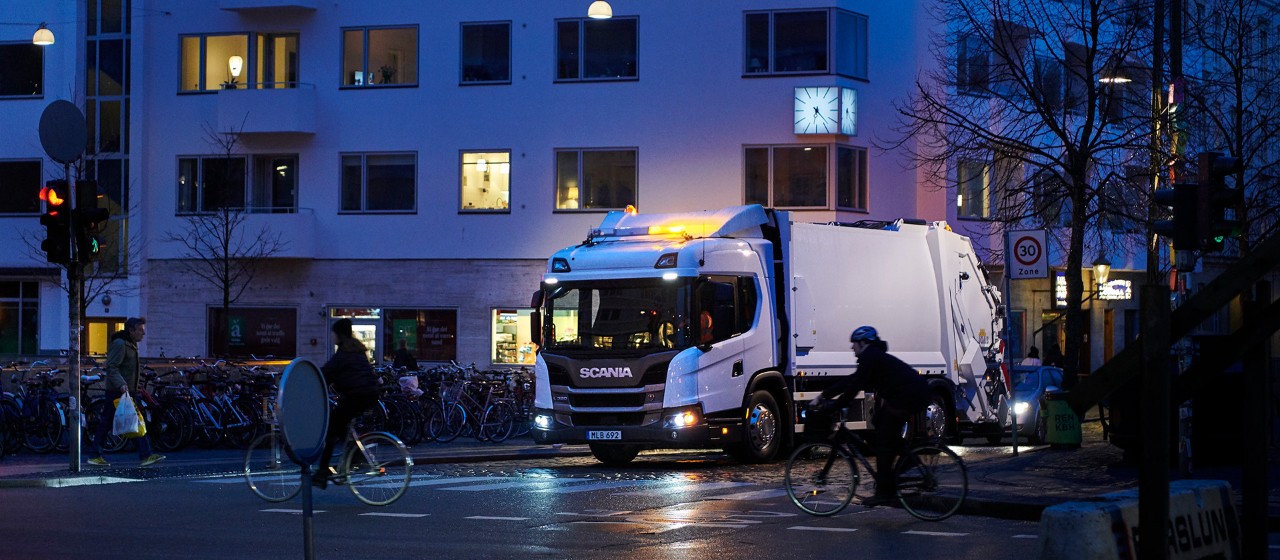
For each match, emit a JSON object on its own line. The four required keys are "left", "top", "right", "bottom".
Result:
{"left": 1039, "top": 479, "right": 1240, "bottom": 560}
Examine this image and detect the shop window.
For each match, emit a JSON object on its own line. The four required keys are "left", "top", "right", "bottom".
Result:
{"left": 340, "top": 153, "right": 416, "bottom": 213}
{"left": 342, "top": 26, "right": 418, "bottom": 87}
{"left": 745, "top": 144, "right": 865, "bottom": 210}
{"left": 556, "top": 17, "right": 638, "bottom": 81}
{"left": 461, "top": 22, "right": 511, "bottom": 84}
{"left": 492, "top": 309, "right": 537, "bottom": 365}
{"left": 743, "top": 9, "right": 867, "bottom": 79}
{"left": 208, "top": 307, "right": 298, "bottom": 359}
{"left": 460, "top": 151, "right": 511, "bottom": 211}
{"left": 0, "top": 282, "right": 39, "bottom": 355}
{"left": 385, "top": 309, "right": 457, "bottom": 363}
{"left": 0, "top": 43, "right": 43, "bottom": 97}
{"left": 0, "top": 160, "right": 42, "bottom": 214}
{"left": 177, "top": 156, "right": 247, "bottom": 213}
{"left": 555, "top": 149, "right": 636, "bottom": 211}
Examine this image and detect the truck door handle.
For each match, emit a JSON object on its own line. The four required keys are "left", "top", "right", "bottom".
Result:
{"left": 732, "top": 360, "right": 743, "bottom": 377}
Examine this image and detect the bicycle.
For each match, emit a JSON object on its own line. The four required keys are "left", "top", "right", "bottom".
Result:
{"left": 245, "top": 424, "right": 413, "bottom": 506}
{"left": 784, "top": 406, "right": 968, "bottom": 521}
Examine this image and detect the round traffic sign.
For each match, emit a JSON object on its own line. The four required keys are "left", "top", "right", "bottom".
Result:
{"left": 1014, "top": 235, "right": 1043, "bottom": 267}
{"left": 277, "top": 358, "right": 330, "bottom": 465}
{"left": 38, "top": 100, "right": 87, "bottom": 164}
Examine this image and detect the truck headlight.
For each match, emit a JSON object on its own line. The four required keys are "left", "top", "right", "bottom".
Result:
{"left": 663, "top": 406, "right": 701, "bottom": 429}
{"left": 1012, "top": 401, "right": 1030, "bottom": 416}
{"left": 534, "top": 414, "right": 554, "bottom": 430}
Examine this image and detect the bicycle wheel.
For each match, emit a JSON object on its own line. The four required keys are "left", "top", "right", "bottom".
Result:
{"left": 191, "top": 398, "right": 227, "bottom": 449}
{"left": 479, "top": 401, "right": 516, "bottom": 443}
{"left": 87, "top": 398, "right": 128, "bottom": 452}
{"left": 244, "top": 432, "right": 302, "bottom": 502}
{"left": 343, "top": 432, "right": 413, "bottom": 506}
{"left": 151, "top": 405, "right": 192, "bottom": 452}
{"left": 24, "top": 399, "right": 63, "bottom": 454}
{"left": 895, "top": 443, "right": 968, "bottom": 521}
{"left": 1, "top": 397, "right": 24, "bottom": 455}
{"left": 434, "top": 402, "right": 466, "bottom": 443}
{"left": 784, "top": 442, "right": 858, "bottom": 516}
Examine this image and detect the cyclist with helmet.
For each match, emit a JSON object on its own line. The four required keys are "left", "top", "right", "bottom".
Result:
{"left": 809, "top": 325, "right": 931, "bottom": 507}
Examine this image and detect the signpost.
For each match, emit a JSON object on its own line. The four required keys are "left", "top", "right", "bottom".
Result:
{"left": 277, "top": 358, "right": 329, "bottom": 560}
{"left": 1004, "top": 230, "right": 1049, "bottom": 456}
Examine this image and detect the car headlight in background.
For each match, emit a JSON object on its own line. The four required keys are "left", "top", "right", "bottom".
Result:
{"left": 1013, "top": 401, "right": 1030, "bottom": 416}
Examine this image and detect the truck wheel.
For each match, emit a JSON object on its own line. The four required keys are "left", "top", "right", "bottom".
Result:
{"left": 589, "top": 443, "right": 640, "bottom": 466}
{"left": 922, "top": 391, "right": 954, "bottom": 443}
{"left": 731, "top": 390, "right": 781, "bottom": 463}
{"left": 1028, "top": 416, "right": 1047, "bottom": 445}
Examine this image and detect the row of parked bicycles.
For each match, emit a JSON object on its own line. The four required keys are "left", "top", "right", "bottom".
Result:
{"left": 0, "top": 359, "right": 536, "bottom": 460}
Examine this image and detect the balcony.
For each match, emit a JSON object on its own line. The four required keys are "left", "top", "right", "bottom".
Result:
{"left": 218, "top": 0, "right": 316, "bottom": 13}
{"left": 216, "top": 85, "right": 316, "bottom": 135}
{"left": 240, "top": 208, "right": 317, "bottom": 259}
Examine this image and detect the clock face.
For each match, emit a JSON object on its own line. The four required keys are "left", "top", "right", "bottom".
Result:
{"left": 794, "top": 87, "right": 839, "bottom": 134}
{"left": 840, "top": 88, "right": 857, "bottom": 136}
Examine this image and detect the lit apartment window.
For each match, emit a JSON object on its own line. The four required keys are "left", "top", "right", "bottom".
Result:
{"left": 744, "top": 9, "right": 867, "bottom": 79}
{"left": 180, "top": 34, "right": 250, "bottom": 91}
{"left": 956, "top": 160, "right": 991, "bottom": 219}
{"left": 177, "top": 156, "right": 247, "bottom": 213}
{"left": 460, "top": 151, "right": 511, "bottom": 212}
{"left": 745, "top": 145, "right": 866, "bottom": 210}
{"left": 555, "top": 149, "right": 637, "bottom": 211}
{"left": 0, "top": 160, "right": 41, "bottom": 214}
{"left": 0, "top": 43, "right": 43, "bottom": 97}
{"left": 556, "top": 17, "right": 638, "bottom": 81}
{"left": 461, "top": 22, "right": 511, "bottom": 84}
{"left": 340, "top": 153, "right": 416, "bottom": 212}
{"left": 255, "top": 33, "right": 300, "bottom": 88}
{"left": 342, "top": 26, "right": 418, "bottom": 86}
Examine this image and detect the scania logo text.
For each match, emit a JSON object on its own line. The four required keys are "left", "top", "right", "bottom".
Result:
{"left": 579, "top": 367, "right": 633, "bottom": 378}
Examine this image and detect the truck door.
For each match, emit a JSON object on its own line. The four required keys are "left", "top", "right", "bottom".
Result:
{"left": 693, "top": 276, "right": 751, "bottom": 414}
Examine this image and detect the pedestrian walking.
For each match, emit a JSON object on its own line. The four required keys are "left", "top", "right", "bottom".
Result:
{"left": 88, "top": 317, "right": 165, "bottom": 467}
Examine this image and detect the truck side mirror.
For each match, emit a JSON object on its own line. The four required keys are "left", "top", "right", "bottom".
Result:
{"left": 530, "top": 289, "right": 544, "bottom": 347}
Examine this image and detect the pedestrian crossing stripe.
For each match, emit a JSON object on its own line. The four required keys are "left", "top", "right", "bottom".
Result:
{"left": 361, "top": 513, "right": 429, "bottom": 518}
{"left": 903, "top": 530, "right": 970, "bottom": 537}
{"left": 466, "top": 516, "right": 529, "bottom": 521}
{"left": 788, "top": 526, "right": 858, "bottom": 532}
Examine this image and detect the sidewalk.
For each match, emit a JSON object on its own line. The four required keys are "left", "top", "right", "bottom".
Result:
{"left": 1, "top": 425, "right": 1274, "bottom": 525}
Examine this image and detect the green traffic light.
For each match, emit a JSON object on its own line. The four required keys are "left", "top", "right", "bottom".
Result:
{"left": 1213, "top": 235, "right": 1225, "bottom": 243}
{"left": 90, "top": 237, "right": 100, "bottom": 254}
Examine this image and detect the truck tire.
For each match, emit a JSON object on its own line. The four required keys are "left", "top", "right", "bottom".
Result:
{"left": 1028, "top": 415, "right": 1047, "bottom": 445}
{"left": 589, "top": 443, "right": 641, "bottom": 465}
{"left": 921, "top": 390, "right": 954, "bottom": 443}
{"left": 730, "top": 390, "right": 781, "bottom": 463}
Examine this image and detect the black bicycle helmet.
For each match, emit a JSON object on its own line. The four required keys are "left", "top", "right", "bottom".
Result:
{"left": 849, "top": 325, "right": 880, "bottom": 343}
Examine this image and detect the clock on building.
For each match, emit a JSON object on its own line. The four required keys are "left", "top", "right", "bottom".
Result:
{"left": 840, "top": 87, "right": 857, "bottom": 136}
{"left": 794, "top": 86, "right": 840, "bottom": 134}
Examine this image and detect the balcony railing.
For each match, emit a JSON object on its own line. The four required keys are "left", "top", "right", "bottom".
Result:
{"left": 218, "top": 0, "right": 316, "bottom": 13}
{"left": 217, "top": 84, "right": 315, "bottom": 135}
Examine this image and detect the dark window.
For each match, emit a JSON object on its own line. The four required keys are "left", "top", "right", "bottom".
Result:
{"left": 0, "top": 160, "right": 42, "bottom": 214}
{"left": 556, "top": 18, "right": 638, "bottom": 81}
{"left": 340, "top": 153, "right": 416, "bottom": 212}
{"left": 252, "top": 155, "right": 298, "bottom": 212}
{"left": 743, "top": 9, "right": 867, "bottom": 79}
{"left": 555, "top": 149, "right": 637, "bottom": 210}
{"left": 386, "top": 309, "right": 457, "bottom": 362}
{"left": 208, "top": 307, "right": 298, "bottom": 359}
{"left": 0, "top": 43, "right": 44, "bottom": 97}
{"left": 461, "top": 22, "right": 511, "bottom": 84}
{"left": 176, "top": 156, "right": 247, "bottom": 213}
{"left": 342, "top": 26, "right": 418, "bottom": 87}
{"left": 747, "top": 145, "right": 865, "bottom": 210}
{"left": 957, "top": 32, "right": 990, "bottom": 94}
{"left": 836, "top": 146, "right": 868, "bottom": 210}
{"left": 0, "top": 281, "right": 39, "bottom": 355}
{"left": 773, "top": 147, "right": 827, "bottom": 207}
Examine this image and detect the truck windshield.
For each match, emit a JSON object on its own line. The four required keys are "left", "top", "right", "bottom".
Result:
{"left": 543, "top": 279, "right": 693, "bottom": 353}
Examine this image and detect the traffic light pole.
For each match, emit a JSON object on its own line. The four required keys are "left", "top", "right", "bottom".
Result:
{"left": 65, "top": 162, "right": 83, "bottom": 474}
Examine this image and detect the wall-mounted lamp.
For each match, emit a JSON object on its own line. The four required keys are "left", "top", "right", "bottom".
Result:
{"left": 102, "top": 294, "right": 113, "bottom": 307}
{"left": 588, "top": 1, "right": 613, "bottom": 19}
{"left": 228, "top": 55, "right": 244, "bottom": 78}
{"left": 1092, "top": 253, "right": 1112, "bottom": 286}
{"left": 33, "top": 23, "right": 54, "bottom": 46}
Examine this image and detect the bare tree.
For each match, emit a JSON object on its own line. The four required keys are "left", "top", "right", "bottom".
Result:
{"left": 163, "top": 122, "right": 286, "bottom": 357}
{"left": 886, "top": 0, "right": 1163, "bottom": 385}
{"left": 1183, "top": 0, "right": 1280, "bottom": 248}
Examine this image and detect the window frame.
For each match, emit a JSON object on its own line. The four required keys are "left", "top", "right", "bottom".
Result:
{"left": 176, "top": 155, "right": 249, "bottom": 214}
{"left": 956, "top": 159, "right": 992, "bottom": 220}
{"left": 0, "top": 42, "right": 45, "bottom": 99}
{"left": 553, "top": 148, "right": 639, "bottom": 212}
{"left": 554, "top": 16, "right": 639, "bottom": 82}
{"left": 178, "top": 33, "right": 251, "bottom": 93}
{"left": 340, "top": 25, "right": 419, "bottom": 88}
{"left": 459, "top": 150, "right": 512, "bottom": 213}
{"left": 339, "top": 151, "right": 418, "bottom": 214}
{"left": 0, "top": 159, "right": 43, "bottom": 215}
{"left": 743, "top": 144, "right": 868, "bottom": 211}
{"left": 460, "top": 21, "right": 512, "bottom": 85}
{"left": 742, "top": 8, "right": 868, "bottom": 80}
{"left": 250, "top": 154, "right": 299, "bottom": 213}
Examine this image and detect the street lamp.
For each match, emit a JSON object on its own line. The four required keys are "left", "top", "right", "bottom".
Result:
{"left": 588, "top": 1, "right": 613, "bottom": 19}
{"left": 1092, "top": 253, "right": 1112, "bottom": 287}
{"left": 32, "top": 22, "right": 54, "bottom": 45}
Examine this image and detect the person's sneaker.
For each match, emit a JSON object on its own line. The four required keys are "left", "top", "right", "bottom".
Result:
{"left": 861, "top": 493, "right": 897, "bottom": 507}
{"left": 311, "top": 475, "right": 328, "bottom": 490}
{"left": 139, "top": 454, "right": 166, "bottom": 467}
{"left": 87, "top": 457, "right": 110, "bottom": 467}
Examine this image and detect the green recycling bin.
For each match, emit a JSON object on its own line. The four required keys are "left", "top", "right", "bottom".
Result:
{"left": 1042, "top": 390, "right": 1081, "bottom": 447}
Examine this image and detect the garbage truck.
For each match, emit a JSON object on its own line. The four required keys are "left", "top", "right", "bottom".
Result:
{"left": 529, "top": 205, "right": 1006, "bottom": 464}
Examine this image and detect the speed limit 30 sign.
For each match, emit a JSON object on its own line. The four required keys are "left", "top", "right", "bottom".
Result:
{"left": 1008, "top": 230, "right": 1048, "bottom": 279}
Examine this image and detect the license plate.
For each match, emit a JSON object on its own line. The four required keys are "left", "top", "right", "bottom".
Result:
{"left": 587, "top": 430, "right": 622, "bottom": 441}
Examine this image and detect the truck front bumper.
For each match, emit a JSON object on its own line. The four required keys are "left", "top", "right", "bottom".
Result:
{"left": 530, "top": 407, "right": 741, "bottom": 448}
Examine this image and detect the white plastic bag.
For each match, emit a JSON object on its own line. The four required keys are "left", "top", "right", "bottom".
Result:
{"left": 398, "top": 376, "right": 423, "bottom": 398}
{"left": 112, "top": 392, "right": 146, "bottom": 438}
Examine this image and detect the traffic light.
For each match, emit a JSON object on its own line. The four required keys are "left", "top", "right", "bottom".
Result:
{"left": 39, "top": 180, "right": 71, "bottom": 264}
{"left": 1197, "top": 152, "right": 1245, "bottom": 253}
{"left": 74, "top": 180, "right": 109, "bottom": 260}
{"left": 1153, "top": 182, "right": 1201, "bottom": 251}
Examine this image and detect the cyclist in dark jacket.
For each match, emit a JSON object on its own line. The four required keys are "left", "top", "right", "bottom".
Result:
{"left": 810, "top": 325, "right": 930, "bottom": 507}
{"left": 314, "top": 318, "right": 380, "bottom": 488}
